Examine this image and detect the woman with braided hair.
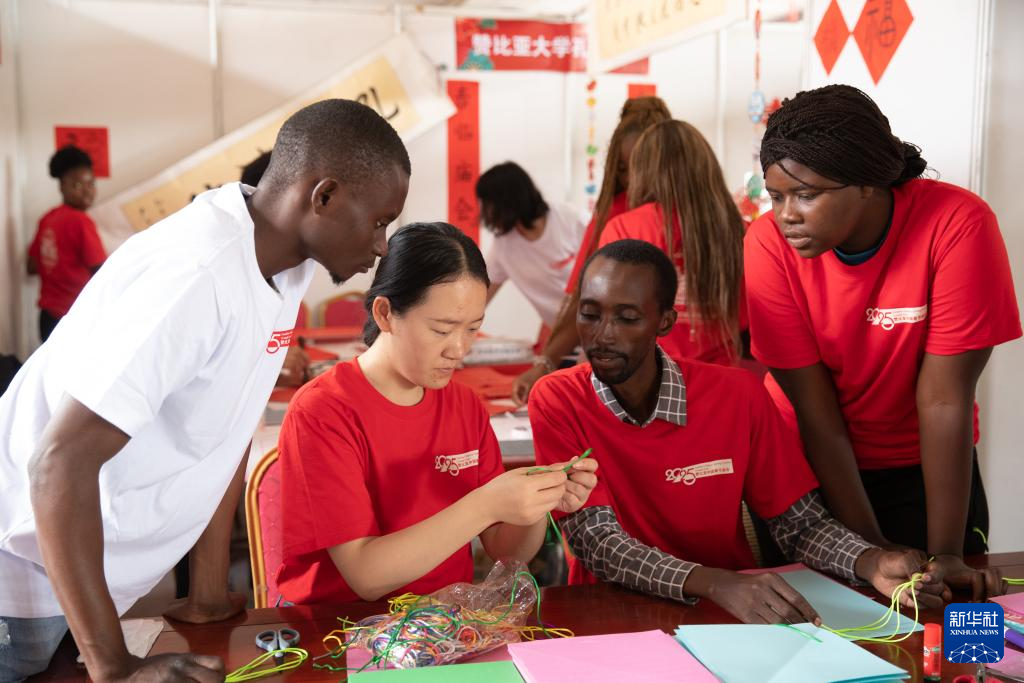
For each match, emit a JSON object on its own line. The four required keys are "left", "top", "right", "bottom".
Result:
{"left": 745, "top": 84, "right": 1020, "bottom": 600}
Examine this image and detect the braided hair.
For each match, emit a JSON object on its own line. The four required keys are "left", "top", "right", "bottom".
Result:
{"left": 760, "top": 84, "right": 927, "bottom": 187}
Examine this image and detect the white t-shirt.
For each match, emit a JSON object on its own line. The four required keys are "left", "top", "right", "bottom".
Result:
{"left": 0, "top": 183, "right": 314, "bottom": 617}
{"left": 484, "top": 201, "right": 586, "bottom": 327}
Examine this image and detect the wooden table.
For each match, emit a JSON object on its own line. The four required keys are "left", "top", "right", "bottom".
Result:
{"left": 32, "top": 553, "right": 1024, "bottom": 682}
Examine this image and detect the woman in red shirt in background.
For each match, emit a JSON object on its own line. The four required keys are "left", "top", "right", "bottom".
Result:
{"left": 745, "top": 85, "right": 1020, "bottom": 598}
{"left": 599, "top": 119, "right": 745, "bottom": 366}
{"left": 512, "top": 97, "right": 671, "bottom": 403}
{"left": 27, "top": 145, "right": 106, "bottom": 341}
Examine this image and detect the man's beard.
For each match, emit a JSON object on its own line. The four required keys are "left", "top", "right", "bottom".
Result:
{"left": 585, "top": 349, "right": 636, "bottom": 386}
{"left": 330, "top": 272, "right": 345, "bottom": 285}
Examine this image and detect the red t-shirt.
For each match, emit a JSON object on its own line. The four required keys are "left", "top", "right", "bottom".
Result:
{"left": 276, "top": 358, "right": 504, "bottom": 604}
{"left": 745, "top": 179, "right": 1022, "bottom": 469}
{"left": 599, "top": 202, "right": 745, "bottom": 366}
{"left": 28, "top": 204, "right": 106, "bottom": 317}
{"left": 564, "top": 193, "right": 631, "bottom": 295}
{"left": 529, "top": 359, "right": 818, "bottom": 583}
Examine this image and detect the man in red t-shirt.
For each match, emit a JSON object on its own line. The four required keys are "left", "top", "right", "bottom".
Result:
{"left": 530, "top": 239, "right": 946, "bottom": 623}
{"left": 747, "top": 85, "right": 1018, "bottom": 599}
{"left": 27, "top": 146, "right": 106, "bottom": 341}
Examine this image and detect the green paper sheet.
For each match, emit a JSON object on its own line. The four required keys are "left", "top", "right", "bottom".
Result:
{"left": 778, "top": 569, "right": 923, "bottom": 640}
{"left": 349, "top": 660, "right": 524, "bottom": 682}
{"left": 674, "top": 623, "right": 908, "bottom": 683}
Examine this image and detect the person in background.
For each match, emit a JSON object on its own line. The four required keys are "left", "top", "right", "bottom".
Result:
{"left": 476, "top": 161, "right": 585, "bottom": 329}
{"left": 512, "top": 96, "right": 672, "bottom": 403}
{"left": 241, "top": 150, "right": 272, "bottom": 189}
{"left": 276, "top": 222, "right": 598, "bottom": 604}
{"left": 598, "top": 119, "right": 745, "bottom": 366}
{"left": 27, "top": 146, "right": 106, "bottom": 342}
{"left": 241, "top": 149, "right": 309, "bottom": 388}
{"left": 531, "top": 239, "right": 949, "bottom": 623}
{"left": 746, "top": 84, "right": 1018, "bottom": 598}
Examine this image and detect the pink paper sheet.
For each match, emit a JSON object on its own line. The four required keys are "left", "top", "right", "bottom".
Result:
{"left": 993, "top": 592, "right": 1024, "bottom": 623}
{"left": 507, "top": 630, "right": 717, "bottom": 683}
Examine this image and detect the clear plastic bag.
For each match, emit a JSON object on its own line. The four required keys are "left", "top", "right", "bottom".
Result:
{"left": 345, "top": 559, "right": 537, "bottom": 669}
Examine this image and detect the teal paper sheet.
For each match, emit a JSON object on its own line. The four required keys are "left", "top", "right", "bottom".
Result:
{"left": 674, "top": 622, "right": 908, "bottom": 683}
{"left": 779, "top": 569, "right": 923, "bottom": 640}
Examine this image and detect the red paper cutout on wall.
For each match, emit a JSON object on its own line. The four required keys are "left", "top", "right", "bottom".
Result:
{"left": 814, "top": 0, "right": 850, "bottom": 75}
{"left": 54, "top": 126, "right": 110, "bottom": 178}
{"left": 628, "top": 83, "right": 658, "bottom": 99}
{"left": 447, "top": 80, "right": 480, "bottom": 244}
{"left": 853, "top": 0, "right": 913, "bottom": 84}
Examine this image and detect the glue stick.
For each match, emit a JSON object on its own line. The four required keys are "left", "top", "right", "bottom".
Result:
{"left": 923, "top": 622, "right": 942, "bottom": 681}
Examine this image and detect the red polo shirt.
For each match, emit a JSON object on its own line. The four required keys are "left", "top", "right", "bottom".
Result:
{"left": 745, "top": 179, "right": 1021, "bottom": 469}
{"left": 530, "top": 358, "right": 818, "bottom": 582}
{"left": 276, "top": 358, "right": 504, "bottom": 604}
{"left": 599, "top": 202, "right": 745, "bottom": 366}
{"left": 28, "top": 204, "right": 106, "bottom": 317}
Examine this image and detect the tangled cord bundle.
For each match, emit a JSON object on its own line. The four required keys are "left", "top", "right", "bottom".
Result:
{"left": 314, "top": 559, "right": 570, "bottom": 672}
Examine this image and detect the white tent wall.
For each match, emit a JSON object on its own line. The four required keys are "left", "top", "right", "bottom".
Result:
{"left": 0, "top": 1, "right": 24, "bottom": 357}
{"left": 10, "top": 0, "right": 215, "bottom": 357}
{"left": 980, "top": 0, "right": 1024, "bottom": 554}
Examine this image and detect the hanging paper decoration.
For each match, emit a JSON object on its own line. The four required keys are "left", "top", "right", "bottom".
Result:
{"left": 746, "top": 8, "right": 765, "bottom": 125}
{"left": 447, "top": 80, "right": 481, "bottom": 243}
{"left": 814, "top": 0, "right": 850, "bottom": 75}
{"left": 584, "top": 79, "right": 598, "bottom": 214}
{"left": 627, "top": 83, "right": 657, "bottom": 99}
{"left": 55, "top": 126, "right": 110, "bottom": 178}
{"left": 734, "top": 2, "right": 774, "bottom": 223}
{"left": 852, "top": 0, "right": 914, "bottom": 84}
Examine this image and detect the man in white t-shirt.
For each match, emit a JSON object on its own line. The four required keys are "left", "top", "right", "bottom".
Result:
{"left": 0, "top": 99, "right": 409, "bottom": 682}
{"left": 476, "top": 162, "right": 586, "bottom": 329}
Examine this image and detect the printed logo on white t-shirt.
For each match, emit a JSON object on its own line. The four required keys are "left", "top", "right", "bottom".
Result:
{"left": 435, "top": 450, "right": 480, "bottom": 477}
{"left": 266, "top": 329, "right": 294, "bottom": 354}
{"left": 665, "top": 458, "right": 734, "bottom": 485}
{"left": 864, "top": 305, "right": 928, "bottom": 331}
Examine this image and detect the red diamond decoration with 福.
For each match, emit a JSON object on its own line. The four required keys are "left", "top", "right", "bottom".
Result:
{"left": 814, "top": 0, "right": 849, "bottom": 75}
{"left": 853, "top": 0, "right": 914, "bottom": 84}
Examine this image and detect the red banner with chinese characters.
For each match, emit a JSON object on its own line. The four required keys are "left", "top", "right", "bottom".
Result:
{"left": 55, "top": 126, "right": 110, "bottom": 178}
{"left": 447, "top": 80, "right": 480, "bottom": 244}
{"left": 456, "top": 18, "right": 587, "bottom": 72}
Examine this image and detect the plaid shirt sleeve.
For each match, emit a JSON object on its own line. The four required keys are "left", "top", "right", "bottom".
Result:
{"left": 559, "top": 505, "right": 700, "bottom": 604}
{"left": 766, "top": 490, "right": 876, "bottom": 580}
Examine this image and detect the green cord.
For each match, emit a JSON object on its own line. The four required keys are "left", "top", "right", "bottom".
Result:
{"left": 527, "top": 447, "right": 593, "bottom": 476}
{"left": 225, "top": 648, "right": 308, "bottom": 682}
{"left": 973, "top": 527, "right": 989, "bottom": 549}
{"left": 822, "top": 574, "right": 921, "bottom": 644}
{"left": 312, "top": 570, "right": 554, "bottom": 673}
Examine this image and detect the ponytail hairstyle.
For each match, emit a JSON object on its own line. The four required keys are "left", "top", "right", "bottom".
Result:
{"left": 586, "top": 97, "right": 673, "bottom": 258}
{"left": 628, "top": 119, "right": 745, "bottom": 356}
{"left": 362, "top": 222, "right": 489, "bottom": 346}
{"left": 760, "top": 84, "right": 927, "bottom": 187}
